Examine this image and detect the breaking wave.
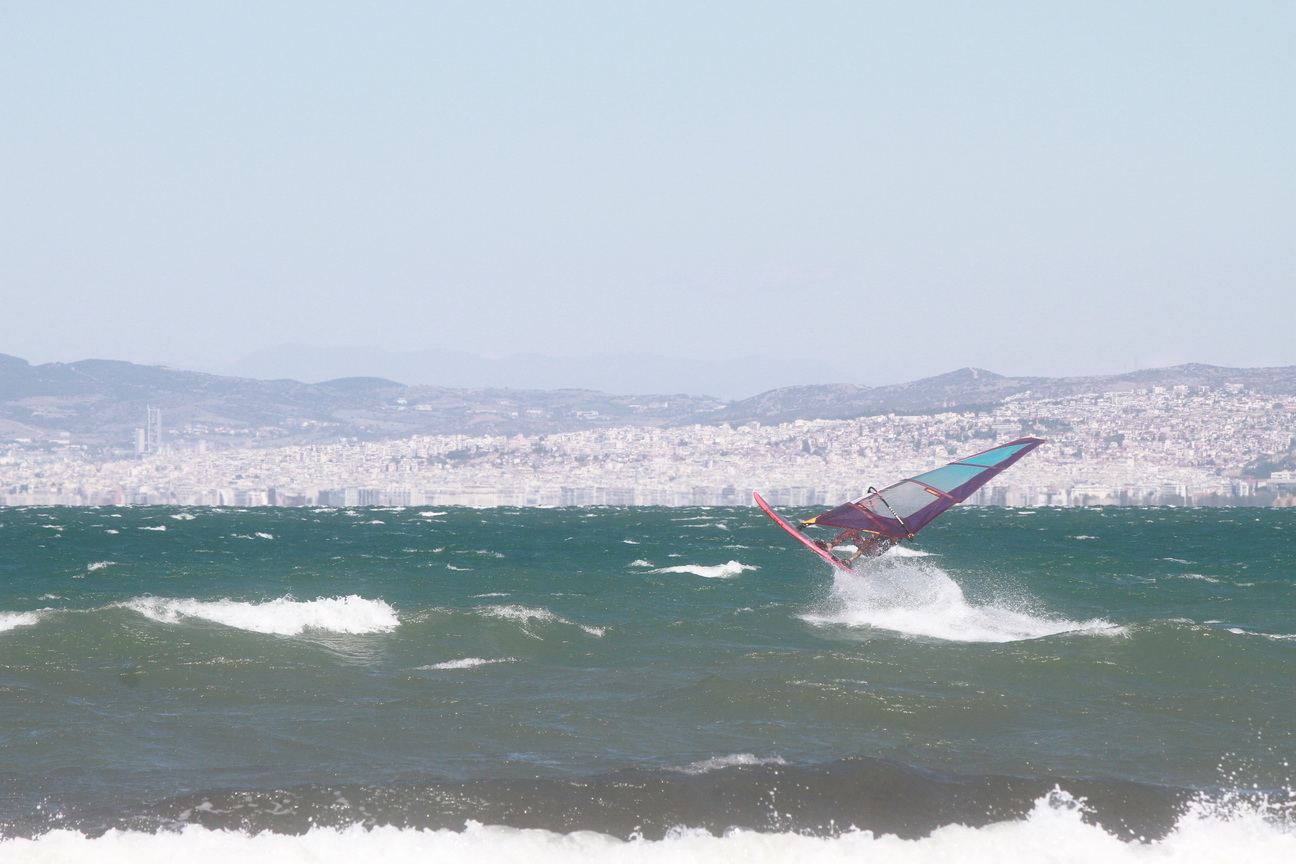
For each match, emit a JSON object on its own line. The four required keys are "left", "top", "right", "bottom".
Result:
{"left": 476, "top": 605, "right": 604, "bottom": 637}
{"left": 418, "top": 657, "right": 518, "bottom": 671}
{"left": 117, "top": 595, "right": 400, "bottom": 635}
{"left": 650, "top": 561, "right": 757, "bottom": 579}
{"left": 0, "top": 787, "right": 1292, "bottom": 863}
{"left": 0, "top": 610, "right": 45, "bottom": 633}
{"left": 669, "top": 753, "right": 789, "bottom": 775}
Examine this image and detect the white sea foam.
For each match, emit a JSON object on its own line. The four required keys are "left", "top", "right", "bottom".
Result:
{"left": 419, "top": 657, "right": 518, "bottom": 670}
{"left": 170, "top": 513, "right": 198, "bottom": 520}
{"left": 803, "top": 561, "right": 1120, "bottom": 643}
{"left": 627, "top": 559, "right": 653, "bottom": 568}
{"left": 0, "top": 788, "right": 1292, "bottom": 863}
{"left": 1226, "top": 627, "right": 1296, "bottom": 642}
{"left": 669, "top": 753, "right": 789, "bottom": 775}
{"left": 0, "top": 610, "right": 45, "bottom": 633}
{"left": 888, "top": 546, "right": 930, "bottom": 557}
{"left": 86, "top": 561, "right": 117, "bottom": 572}
{"left": 477, "top": 605, "right": 604, "bottom": 637}
{"left": 140, "top": 525, "right": 167, "bottom": 531}
{"left": 650, "top": 561, "right": 757, "bottom": 579}
{"left": 117, "top": 595, "right": 399, "bottom": 635}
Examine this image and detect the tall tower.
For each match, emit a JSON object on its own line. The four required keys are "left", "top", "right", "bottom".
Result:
{"left": 146, "top": 406, "right": 162, "bottom": 453}
{"left": 136, "top": 406, "right": 163, "bottom": 455}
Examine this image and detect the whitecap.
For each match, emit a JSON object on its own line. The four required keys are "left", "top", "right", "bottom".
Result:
{"left": 3, "top": 788, "right": 1293, "bottom": 862}
{"left": 887, "top": 546, "right": 930, "bottom": 557}
{"left": 627, "top": 559, "right": 653, "bottom": 568}
{"left": 650, "top": 561, "right": 757, "bottom": 579}
{"left": 140, "top": 525, "right": 167, "bottom": 531}
{"left": 0, "top": 610, "right": 44, "bottom": 633}
{"left": 1176, "top": 573, "right": 1221, "bottom": 583}
{"left": 86, "top": 561, "right": 117, "bottom": 572}
{"left": 669, "top": 753, "right": 788, "bottom": 775}
{"left": 170, "top": 513, "right": 197, "bottom": 521}
{"left": 477, "top": 605, "right": 604, "bottom": 637}
{"left": 418, "top": 657, "right": 517, "bottom": 670}
{"left": 117, "top": 595, "right": 399, "bottom": 635}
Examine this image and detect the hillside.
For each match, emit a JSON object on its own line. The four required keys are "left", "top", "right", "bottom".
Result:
{"left": 4, "top": 353, "right": 1296, "bottom": 452}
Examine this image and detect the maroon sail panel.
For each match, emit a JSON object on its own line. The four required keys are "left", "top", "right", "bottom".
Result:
{"left": 804, "top": 437, "right": 1045, "bottom": 539}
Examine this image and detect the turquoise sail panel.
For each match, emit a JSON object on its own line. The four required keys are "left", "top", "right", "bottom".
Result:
{"left": 958, "top": 440, "right": 1038, "bottom": 469}
{"left": 910, "top": 463, "right": 986, "bottom": 493}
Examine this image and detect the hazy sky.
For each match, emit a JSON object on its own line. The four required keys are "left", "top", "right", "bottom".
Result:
{"left": 2, "top": 1, "right": 1292, "bottom": 387}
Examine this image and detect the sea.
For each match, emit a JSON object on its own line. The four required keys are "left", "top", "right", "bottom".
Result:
{"left": 0, "top": 504, "right": 1292, "bottom": 862}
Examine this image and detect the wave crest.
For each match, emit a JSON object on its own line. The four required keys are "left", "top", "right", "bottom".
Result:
{"left": 650, "top": 561, "right": 757, "bottom": 579}
{"left": 118, "top": 595, "right": 399, "bottom": 635}
{"left": 0, "top": 610, "right": 45, "bottom": 633}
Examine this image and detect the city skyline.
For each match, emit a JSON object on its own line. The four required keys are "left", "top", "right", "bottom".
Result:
{"left": 5, "top": 380, "right": 1294, "bottom": 509}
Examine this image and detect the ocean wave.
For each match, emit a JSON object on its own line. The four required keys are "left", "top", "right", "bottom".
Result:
{"left": 1225, "top": 627, "right": 1296, "bottom": 642}
{"left": 0, "top": 610, "right": 45, "bottom": 633}
{"left": 476, "top": 604, "right": 604, "bottom": 637}
{"left": 669, "top": 753, "right": 789, "bottom": 775}
{"left": 117, "top": 595, "right": 400, "bottom": 635}
{"left": 418, "top": 657, "right": 518, "bottom": 670}
{"left": 86, "top": 561, "right": 117, "bottom": 572}
{"left": 650, "top": 561, "right": 757, "bottom": 579}
{"left": 1, "top": 787, "right": 1293, "bottom": 863}
{"left": 803, "top": 562, "right": 1120, "bottom": 643}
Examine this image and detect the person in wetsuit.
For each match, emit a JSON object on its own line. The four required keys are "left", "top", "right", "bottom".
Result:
{"left": 816, "top": 529, "right": 895, "bottom": 563}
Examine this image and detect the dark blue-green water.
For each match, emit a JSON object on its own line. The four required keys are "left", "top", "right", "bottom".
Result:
{"left": 1, "top": 505, "right": 1292, "bottom": 856}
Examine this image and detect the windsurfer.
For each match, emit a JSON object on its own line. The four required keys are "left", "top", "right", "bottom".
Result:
{"left": 817, "top": 530, "right": 894, "bottom": 562}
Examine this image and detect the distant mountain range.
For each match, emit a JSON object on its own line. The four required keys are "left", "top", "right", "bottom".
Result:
{"left": 222, "top": 344, "right": 836, "bottom": 402}
{"left": 4, "top": 352, "right": 1296, "bottom": 452}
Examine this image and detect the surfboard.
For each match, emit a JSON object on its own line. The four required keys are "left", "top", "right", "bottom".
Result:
{"left": 753, "top": 491, "right": 855, "bottom": 572}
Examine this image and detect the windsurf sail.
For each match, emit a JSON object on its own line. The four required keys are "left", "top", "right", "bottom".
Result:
{"left": 801, "top": 437, "right": 1045, "bottom": 541}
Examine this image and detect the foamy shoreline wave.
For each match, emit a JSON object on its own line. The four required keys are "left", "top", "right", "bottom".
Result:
{"left": 1, "top": 788, "right": 1292, "bottom": 863}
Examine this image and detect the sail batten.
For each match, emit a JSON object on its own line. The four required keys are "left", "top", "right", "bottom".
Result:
{"left": 804, "top": 437, "right": 1045, "bottom": 539}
